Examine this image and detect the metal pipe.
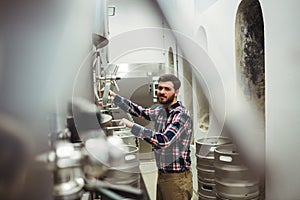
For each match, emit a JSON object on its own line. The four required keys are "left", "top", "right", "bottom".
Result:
{"left": 92, "top": 0, "right": 109, "bottom": 49}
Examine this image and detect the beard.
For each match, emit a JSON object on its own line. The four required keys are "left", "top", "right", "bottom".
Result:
{"left": 157, "top": 93, "right": 176, "bottom": 105}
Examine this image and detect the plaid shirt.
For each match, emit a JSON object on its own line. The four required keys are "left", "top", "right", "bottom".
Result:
{"left": 113, "top": 94, "right": 192, "bottom": 172}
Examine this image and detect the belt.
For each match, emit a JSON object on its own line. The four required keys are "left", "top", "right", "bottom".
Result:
{"left": 158, "top": 168, "right": 189, "bottom": 174}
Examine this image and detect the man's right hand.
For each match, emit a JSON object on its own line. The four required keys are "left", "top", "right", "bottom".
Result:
{"left": 97, "top": 88, "right": 116, "bottom": 106}
{"left": 108, "top": 90, "right": 116, "bottom": 97}
{"left": 99, "top": 88, "right": 116, "bottom": 97}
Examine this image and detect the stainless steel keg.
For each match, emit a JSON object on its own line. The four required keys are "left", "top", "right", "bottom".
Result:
{"left": 113, "top": 130, "right": 137, "bottom": 147}
{"left": 214, "top": 144, "right": 259, "bottom": 200}
{"left": 103, "top": 145, "right": 140, "bottom": 187}
{"left": 196, "top": 136, "right": 232, "bottom": 199}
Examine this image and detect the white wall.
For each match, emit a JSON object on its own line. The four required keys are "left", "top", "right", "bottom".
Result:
{"left": 108, "top": 0, "right": 169, "bottom": 64}
{"left": 261, "top": 0, "right": 300, "bottom": 199}
{"left": 157, "top": 0, "right": 237, "bottom": 139}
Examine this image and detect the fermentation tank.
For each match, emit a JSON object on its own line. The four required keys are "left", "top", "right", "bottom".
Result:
{"left": 106, "top": 63, "right": 166, "bottom": 160}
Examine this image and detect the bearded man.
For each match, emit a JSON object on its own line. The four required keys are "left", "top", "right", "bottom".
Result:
{"left": 108, "top": 73, "right": 193, "bottom": 200}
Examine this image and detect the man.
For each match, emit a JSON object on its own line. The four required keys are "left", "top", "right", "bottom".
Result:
{"left": 109, "top": 74, "right": 193, "bottom": 200}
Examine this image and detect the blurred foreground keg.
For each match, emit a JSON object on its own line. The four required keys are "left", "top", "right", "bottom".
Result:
{"left": 214, "top": 144, "right": 259, "bottom": 200}
{"left": 196, "top": 137, "right": 231, "bottom": 200}
{"left": 103, "top": 145, "right": 140, "bottom": 188}
{"left": 113, "top": 130, "right": 138, "bottom": 147}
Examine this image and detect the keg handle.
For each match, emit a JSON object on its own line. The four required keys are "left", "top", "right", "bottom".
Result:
{"left": 201, "top": 184, "right": 213, "bottom": 192}
{"left": 219, "top": 155, "right": 233, "bottom": 162}
{"left": 104, "top": 125, "right": 126, "bottom": 130}
{"left": 99, "top": 106, "right": 120, "bottom": 113}
{"left": 111, "top": 119, "right": 122, "bottom": 123}
{"left": 125, "top": 154, "right": 136, "bottom": 161}
{"left": 104, "top": 119, "right": 126, "bottom": 130}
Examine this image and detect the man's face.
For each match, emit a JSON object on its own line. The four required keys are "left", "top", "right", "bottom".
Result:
{"left": 157, "top": 81, "right": 177, "bottom": 105}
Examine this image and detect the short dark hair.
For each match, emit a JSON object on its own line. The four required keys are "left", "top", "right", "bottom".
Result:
{"left": 158, "top": 74, "right": 181, "bottom": 90}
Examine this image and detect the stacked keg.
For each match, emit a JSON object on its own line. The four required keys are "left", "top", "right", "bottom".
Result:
{"left": 196, "top": 136, "right": 232, "bottom": 200}
{"left": 214, "top": 144, "right": 260, "bottom": 200}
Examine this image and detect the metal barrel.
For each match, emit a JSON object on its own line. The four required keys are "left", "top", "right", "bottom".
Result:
{"left": 195, "top": 136, "right": 232, "bottom": 199}
{"left": 103, "top": 145, "right": 140, "bottom": 187}
{"left": 113, "top": 130, "right": 138, "bottom": 147}
{"left": 214, "top": 144, "right": 259, "bottom": 200}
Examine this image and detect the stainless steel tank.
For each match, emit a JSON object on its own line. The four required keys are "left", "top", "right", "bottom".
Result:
{"left": 214, "top": 144, "right": 259, "bottom": 200}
